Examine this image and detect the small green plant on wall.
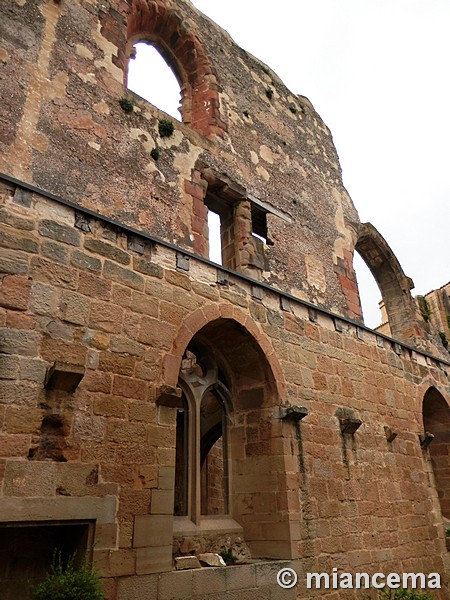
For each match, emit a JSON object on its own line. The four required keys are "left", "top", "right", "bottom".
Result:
{"left": 150, "top": 148, "right": 160, "bottom": 161}
{"left": 33, "top": 553, "right": 104, "bottom": 600}
{"left": 118, "top": 97, "right": 134, "bottom": 113}
{"left": 158, "top": 119, "right": 174, "bottom": 137}
{"left": 417, "top": 296, "right": 431, "bottom": 323}
{"left": 218, "top": 549, "right": 237, "bottom": 565}
{"left": 365, "top": 589, "right": 435, "bottom": 599}
{"left": 439, "top": 331, "right": 449, "bottom": 349}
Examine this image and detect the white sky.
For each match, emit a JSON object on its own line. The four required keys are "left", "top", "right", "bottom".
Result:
{"left": 128, "top": 0, "right": 449, "bottom": 328}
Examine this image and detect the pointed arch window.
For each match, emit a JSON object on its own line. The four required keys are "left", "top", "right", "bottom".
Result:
{"left": 174, "top": 348, "right": 230, "bottom": 524}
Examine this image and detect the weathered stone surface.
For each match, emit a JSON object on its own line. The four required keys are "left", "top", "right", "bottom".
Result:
{"left": 0, "top": 225, "right": 38, "bottom": 253}
{"left": 175, "top": 556, "right": 202, "bottom": 570}
{"left": 0, "top": 2, "right": 449, "bottom": 598}
{"left": 0, "top": 328, "right": 40, "bottom": 356}
{"left": 197, "top": 553, "right": 226, "bottom": 567}
{"left": 39, "top": 219, "right": 80, "bottom": 247}
{"left": 103, "top": 260, "right": 144, "bottom": 291}
{"left": 84, "top": 238, "right": 130, "bottom": 265}
{"left": 71, "top": 249, "right": 102, "bottom": 273}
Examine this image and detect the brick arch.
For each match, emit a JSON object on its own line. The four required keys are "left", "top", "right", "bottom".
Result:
{"left": 423, "top": 386, "right": 450, "bottom": 519}
{"left": 127, "top": 0, "right": 227, "bottom": 137}
{"left": 163, "top": 303, "right": 286, "bottom": 403}
{"left": 355, "top": 222, "right": 418, "bottom": 341}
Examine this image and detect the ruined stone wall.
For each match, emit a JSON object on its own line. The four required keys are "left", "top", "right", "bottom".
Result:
{"left": 0, "top": 0, "right": 361, "bottom": 319}
{"left": 1, "top": 0, "right": 450, "bottom": 598}
{"left": 0, "top": 179, "right": 449, "bottom": 598}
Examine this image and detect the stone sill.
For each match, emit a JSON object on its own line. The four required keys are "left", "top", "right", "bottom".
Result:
{"left": 173, "top": 515, "right": 243, "bottom": 537}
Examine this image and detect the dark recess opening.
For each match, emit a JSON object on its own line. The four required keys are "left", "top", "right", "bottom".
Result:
{"left": 0, "top": 521, "right": 93, "bottom": 600}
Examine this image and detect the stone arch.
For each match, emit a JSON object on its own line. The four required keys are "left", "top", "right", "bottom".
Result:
{"left": 127, "top": 0, "right": 227, "bottom": 137}
{"left": 355, "top": 222, "right": 417, "bottom": 341}
{"left": 422, "top": 386, "right": 450, "bottom": 520}
{"left": 163, "top": 303, "right": 285, "bottom": 399}
{"left": 167, "top": 306, "right": 298, "bottom": 559}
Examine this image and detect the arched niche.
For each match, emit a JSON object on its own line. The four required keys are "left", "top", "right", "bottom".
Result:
{"left": 423, "top": 387, "right": 450, "bottom": 519}
{"left": 355, "top": 222, "right": 417, "bottom": 341}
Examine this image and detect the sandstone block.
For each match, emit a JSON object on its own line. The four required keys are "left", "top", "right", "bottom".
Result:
{"left": 0, "top": 328, "right": 40, "bottom": 356}
{"left": 78, "top": 272, "right": 111, "bottom": 300}
{"left": 39, "top": 219, "right": 80, "bottom": 246}
{"left": 128, "top": 401, "right": 156, "bottom": 423}
{"left": 31, "top": 282, "right": 59, "bottom": 316}
{"left": 116, "top": 574, "right": 158, "bottom": 600}
{"left": 98, "top": 353, "right": 135, "bottom": 376}
{"left": 113, "top": 375, "right": 148, "bottom": 400}
{"left": 158, "top": 570, "right": 194, "bottom": 600}
{"left": 89, "top": 300, "right": 123, "bottom": 332}
{"left": 4, "top": 406, "right": 42, "bottom": 433}
{"left": 175, "top": 556, "right": 201, "bottom": 570}
{"left": 61, "top": 290, "right": 90, "bottom": 325}
{"left": 103, "top": 260, "right": 144, "bottom": 291}
{"left": 0, "top": 224, "right": 39, "bottom": 254}
{"left": 150, "top": 489, "right": 174, "bottom": 514}
{"left": 0, "top": 275, "right": 31, "bottom": 311}
{"left": 133, "top": 257, "right": 163, "bottom": 278}
{"left": 165, "top": 269, "right": 192, "bottom": 290}
{"left": 93, "top": 395, "right": 127, "bottom": 418}
{"left": 133, "top": 515, "right": 173, "bottom": 548}
{"left": 19, "top": 357, "right": 47, "bottom": 383}
{"left": 198, "top": 553, "right": 226, "bottom": 567}
{"left": 31, "top": 257, "right": 78, "bottom": 289}
{"left": 0, "top": 249, "right": 29, "bottom": 275}
{"left": 0, "top": 354, "right": 20, "bottom": 379}
{"left": 84, "top": 238, "right": 130, "bottom": 265}
{"left": 130, "top": 292, "right": 159, "bottom": 317}
{"left": 41, "top": 240, "right": 69, "bottom": 265}
{"left": 106, "top": 420, "right": 146, "bottom": 444}
{"left": 71, "top": 249, "right": 102, "bottom": 273}
{"left": 110, "top": 335, "right": 143, "bottom": 356}
{"left": 135, "top": 546, "right": 172, "bottom": 575}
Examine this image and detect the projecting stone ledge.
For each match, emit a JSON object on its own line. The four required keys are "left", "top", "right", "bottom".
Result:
{"left": 174, "top": 556, "right": 202, "bottom": 570}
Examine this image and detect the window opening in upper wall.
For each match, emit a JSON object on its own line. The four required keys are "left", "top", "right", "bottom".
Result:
{"left": 207, "top": 210, "right": 222, "bottom": 265}
{"left": 127, "top": 42, "right": 182, "bottom": 121}
{"left": 353, "top": 251, "right": 384, "bottom": 331}
{"left": 251, "top": 204, "right": 268, "bottom": 245}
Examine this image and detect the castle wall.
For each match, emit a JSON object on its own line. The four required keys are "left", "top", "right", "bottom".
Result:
{"left": 1, "top": 0, "right": 450, "bottom": 598}
{"left": 0, "top": 0, "right": 361, "bottom": 318}
{"left": 0, "top": 178, "right": 449, "bottom": 598}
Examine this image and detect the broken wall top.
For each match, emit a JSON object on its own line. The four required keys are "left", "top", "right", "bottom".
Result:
{"left": 1, "top": 0, "right": 361, "bottom": 316}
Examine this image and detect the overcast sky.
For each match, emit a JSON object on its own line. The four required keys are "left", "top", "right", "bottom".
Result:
{"left": 128, "top": 1, "right": 449, "bottom": 328}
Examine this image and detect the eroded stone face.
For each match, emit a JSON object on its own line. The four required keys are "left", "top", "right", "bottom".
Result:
{"left": 0, "top": 0, "right": 363, "bottom": 319}
{"left": 1, "top": 2, "right": 450, "bottom": 599}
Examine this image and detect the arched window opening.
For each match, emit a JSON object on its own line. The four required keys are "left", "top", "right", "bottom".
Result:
{"left": 353, "top": 251, "right": 385, "bottom": 331}
{"left": 172, "top": 317, "right": 295, "bottom": 560}
{"left": 200, "top": 391, "right": 228, "bottom": 515}
{"left": 127, "top": 42, "right": 182, "bottom": 121}
{"left": 175, "top": 347, "right": 230, "bottom": 525}
{"left": 423, "top": 387, "right": 450, "bottom": 520}
{"left": 355, "top": 223, "right": 417, "bottom": 342}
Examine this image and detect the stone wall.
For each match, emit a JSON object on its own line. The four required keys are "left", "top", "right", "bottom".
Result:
{"left": 0, "top": 0, "right": 361, "bottom": 319}
{"left": 1, "top": 0, "right": 450, "bottom": 598}
{"left": 0, "top": 178, "right": 449, "bottom": 598}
